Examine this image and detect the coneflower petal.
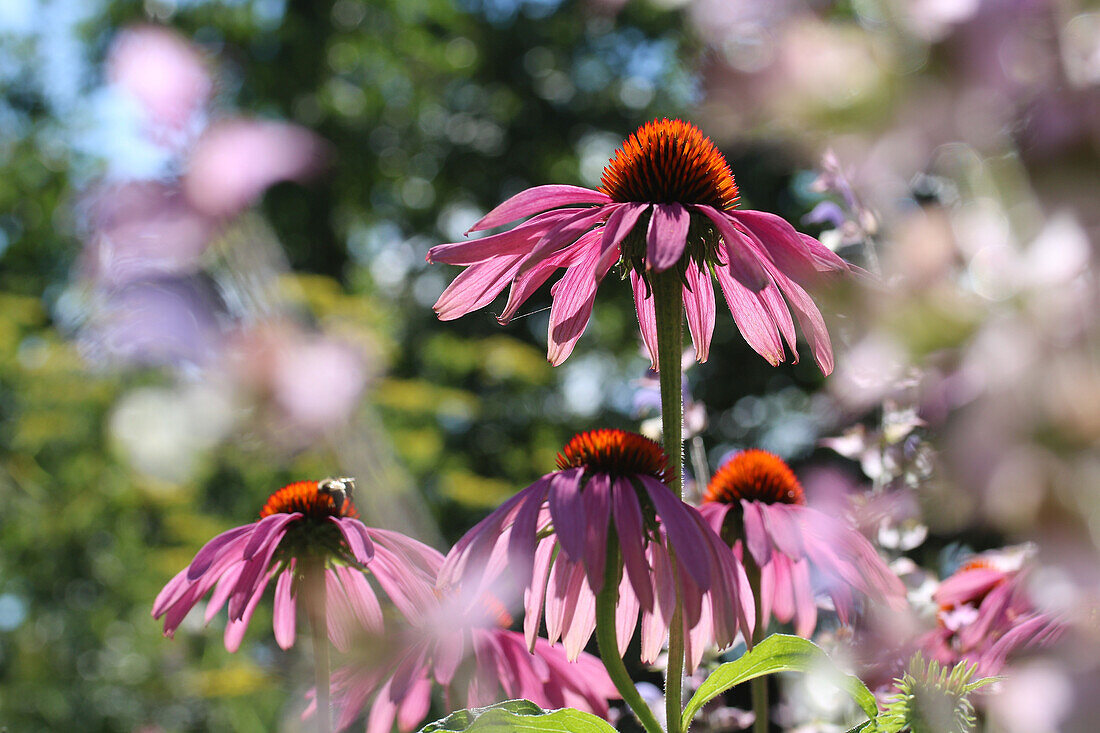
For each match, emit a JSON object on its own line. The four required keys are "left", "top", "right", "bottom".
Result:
{"left": 647, "top": 202, "right": 690, "bottom": 272}
{"left": 683, "top": 262, "right": 716, "bottom": 362}
{"left": 467, "top": 184, "right": 611, "bottom": 233}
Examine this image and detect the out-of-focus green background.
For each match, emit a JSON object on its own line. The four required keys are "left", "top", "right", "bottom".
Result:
{"left": 3, "top": 0, "right": 1100, "bottom": 730}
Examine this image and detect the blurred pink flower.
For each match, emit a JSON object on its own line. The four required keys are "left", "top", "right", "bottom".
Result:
{"left": 107, "top": 25, "right": 211, "bottom": 144}
{"left": 308, "top": 591, "right": 618, "bottom": 733}
{"left": 439, "top": 428, "right": 754, "bottom": 671}
{"left": 427, "top": 118, "right": 849, "bottom": 371}
{"left": 698, "top": 450, "right": 905, "bottom": 637}
{"left": 920, "top": 554, "right": 1063, "bottom": 676}
{"left": 153, "top": 479, "right": 439, "bottom": 652}
{"left": 78, "top": 182, "right": 214, "bottom": 287}
{"left": 184, "top": 119, "right": 326, "bottom": 217}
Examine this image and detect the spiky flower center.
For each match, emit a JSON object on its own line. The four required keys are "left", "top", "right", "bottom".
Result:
{"left": 260, "top": 479, "right": 360, "bottom": 520}
{"left": 557, "top": 428, "right": 668, "bottom": 479}
{"left": 705, "top": 449, "right": 805, "bottom": 505}
{"left": 600, "top": 118, "right": 740, "bottom": 210}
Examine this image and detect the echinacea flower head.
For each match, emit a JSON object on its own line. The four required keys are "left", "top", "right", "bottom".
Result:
{"left": 920, "top": 551, "right": 1062, "bottom": 676}
{"left": 427, "top": 118, "right": 850, "bottom": 371}
{"left": 874, "top": 653, "right": 994, "bottom": 733}
{"left": 698, "top": 450, "right": 905, "bottom": 638}
{"left": 152, "top": 477, "right": 440, "bottom": 652}
{"left": 311, "top": 585, "right": 618, "bottom": 733}
{"left": 438, "top": 428, "right": 754, "bottom": 672}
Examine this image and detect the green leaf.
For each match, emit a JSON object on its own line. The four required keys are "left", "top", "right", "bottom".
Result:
{"left": 681, "top": 634, "right": 880, "bottom": 730}
{"left": 845, "top": 722, "right": 875, "bottom": 733}
{"left": 417, "top": 700, "right": 617, "bottom": 733}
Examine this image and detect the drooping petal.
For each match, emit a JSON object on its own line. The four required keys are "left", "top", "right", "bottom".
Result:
{"left": 630, "top": 271, "right": 659, "bottom": 369}
{"left": 524, "top": 536, "right": 556, "bottom": 651}
{"left": 331, "top": 516, "right": 376, "bottom": 564}
{"left": 741, "top": 500, "right": 773, "bottom": 566}
{"left": 615, "top": 572, "right": 640, "bottom": 657}
{"left": 546, "top": 230, "right": 609, "bottom": 365}
{"left": 243, "top": 512, "right": 300, "bottom": 560}
{"left": 682, "top": 262, "right": 716, "bottom": 362}
{"left": 713, "top": 262, "right": 786, "bottom": 366}
{"left": 639, "top": 541, "right": 676, "bottom": 664}
{"left": 760, "top": 503, "right": 805, "bottom": 559}
{"left": 519, "top": 207, "right": 610, "bottom": 276}
{"left": 730, "top": 209, "right": 848, "bottom": 279}
{"left": 599, "top": 202, "right": 649, "bottom": 267}
{"left": 581, "top": 472, "right": 612, "bottom": 594}
{"left": 496, "top": 247, "right": 573, "bottom": 325}
{"left": 562, "top": 583, "right": 597, "bottom": 661}
{"left": 334, "top": 564, "right": 384, "bottom": 634}
{"left": 273, "top": 567, "right": 297, "bottom": 649}
{"left": 224, "top": 567, "right": 276, "bottom": 652}
{"left": 432, "top": 255, "right": 521, "bottom": 321}
{"left": 548, "top": 467, "right": 586, "bottom": 562}
{"left": 186, "top": 524, "right": 254, "bottom": 580}
{"left": 612, "top": 477, "right": 654, "bottom": 612}
{"left": 694, "top": 205, "right": 768, "bottom": 291}
{"left": 467, "top": 185, "right": 611, "bottom": 233}
{"left": 428, "top": 209, "right": 580, "bottom": 265}
{"left": 641, "top": 476, "right": 711, "bottom": 590}
{"left": 790, "top": 558, "right": 818, "bottom": 638}
{"left": 646, "top": 203, "right": 690, "bottom": 272}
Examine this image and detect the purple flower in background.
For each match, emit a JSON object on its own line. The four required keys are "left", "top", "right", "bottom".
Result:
{"left": 153, "top": 478, "right": 439, "bottom": 652}
{"left": 921, "top": 553, "right": 1063, "bottom": 676}
{"left": 307, "top": 590, "right": 618, "bottom": 733}
{"left": 438, "top": 428, "right": 754, "bottom": 672}
{"left": 427, "top": 118, "right": 849, "bottom": 371}
{"left": 699, "top": 450, "right": 905, "bottom": 637}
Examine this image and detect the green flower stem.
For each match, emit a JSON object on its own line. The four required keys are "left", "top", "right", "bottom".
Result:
{"left": 744, "top": 555, "right": 768, "bottom": 733}
{"left": 651, "top": 268, "right": 685, "bottom": 733}
{"left": 305, "top": 558, "right": 332, "bottom": 733}
{"left": 595, "top": 543, "right": 664, "bottom": 733}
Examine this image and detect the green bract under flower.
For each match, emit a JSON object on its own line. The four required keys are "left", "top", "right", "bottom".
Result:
{"left": 874, "top": 653, "right": 996, "bottom": 733}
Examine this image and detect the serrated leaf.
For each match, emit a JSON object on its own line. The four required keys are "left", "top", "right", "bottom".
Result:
{"left": 681, "top": 634, "right": 879, "bottom": 730}
{"left": 417, "top": 699, "right": 617, "bottom": 733}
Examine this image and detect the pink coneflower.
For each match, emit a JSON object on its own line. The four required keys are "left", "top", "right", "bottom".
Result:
{"left": 309, "top": 590, "right": 618, "bottom": 733}
{"left": 427, "top": 118, "right": 849, "bottom": 371}
{"left": 152, "top": 478, "right": 439, "bottom": 652}
{"left": 698, "top": 450, "right": 905, "bottom": 638}
{"left": 438, "top": 429, "right": 754, "bottom": 672}
{"left": 921, "top": 554, "right": 1063, "bottom": 676}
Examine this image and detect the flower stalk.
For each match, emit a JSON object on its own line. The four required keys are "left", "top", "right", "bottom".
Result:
{"left": 744, "top": 554, "right": 768, "bottom": 733}
{"left": 304, "top": 557, "right": 332, "bottom": 733}
{"left": 652, "top": 267, "right": 685, "bottom": 733}
{"left": 595, "top": 542, "right": 664, "bottom": 733}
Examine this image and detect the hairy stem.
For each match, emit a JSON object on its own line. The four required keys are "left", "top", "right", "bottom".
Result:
{"left": 651, "top": 268, "right": 685, "bottom": 733}
{"left": 595, "top": 544, "right": 664, "bottom": 733}
{"left": 305, "top": 558, "right": 331, "bottom": 733}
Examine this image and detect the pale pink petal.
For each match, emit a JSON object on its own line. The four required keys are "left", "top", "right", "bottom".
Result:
{"left": 562, "top": 583, "right": 598, "bottom": 661}
{"left": 790, "top": 558, "right": 818, "bottom": 638}
{"left": 693, "top": 205, "right": 768, "bottom": 290}
{"left": 760, "top": 503, "right": 805, "bottom": 559}
{"left": 204, "top": 562, "right": 245, "bottom": 624}
{"left": 615, "top": 572, "right": 640, "bottom": 657}
{"left": 524, "top": 536, "right": 556, "bottom": 651}
{"left": 468, "top": 185, "right": 611, "bottom": 233}
{"left": 770, "top": 554, "right": 796, "bottom": 624}
{"left": 935, "top": 568, "right": 1007, "bottom": 607}
{"left": 273, "top": 568, "right": 297, "bottom": 650}
{"left": 229, "top": 515, "right": 298, "bottom": 619}
{"left": 334, "top": 564, "right": 384, "bottom": 634}
{"left": 506, "top": 489, "right": 545, "bottom": 590}
{"left": 639, "top": 542, "right": 675, "bottom": 664}
{"left": 630, "top": 271, "right": 659, "bottom": 369}
{"left": 396, "top": 675, "right": 433, "bottom": 732}
{"left": 646, "top": 203, "right": 689, "bottom": 272}
{"left": 682, "top": 262, "right": 716, "bottom": 362}
{"left": 366, "top": 678, "right": 400, "bottom": 733}
{"left": 768, "top": 264, "right": 834, "bottom": 375}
